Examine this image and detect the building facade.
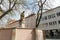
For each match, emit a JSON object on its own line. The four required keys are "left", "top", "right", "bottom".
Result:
{"left": 39, "top": 6, "right": 60, "bottom": 30}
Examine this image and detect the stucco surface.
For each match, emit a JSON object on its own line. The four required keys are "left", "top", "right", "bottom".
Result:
{"left": 15, "top": 29, "right": 33, "bottom": 40}
{"left": 0, "top": 29, "right": 12, "bottom": 40}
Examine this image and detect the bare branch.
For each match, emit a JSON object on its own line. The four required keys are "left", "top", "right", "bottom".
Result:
{"left": 0, "top": 0, "right": 17, "bottom": 19}
{"left": 42, "top": 0, "right": 46, "bottom": 5}
{"left": 0, "top": 8, "right": 13, "bottom": 19}
{"left": 36, "top": 0, "right": 47, "bottom": 28}
{"left": 0, "top": 0, "right": 27, "bottom": 20}
{"left": 11, "top": 0, "right": 17, "bottom": 8}
{"left": 0, "top": 0, "right": 3, "bottom": 4}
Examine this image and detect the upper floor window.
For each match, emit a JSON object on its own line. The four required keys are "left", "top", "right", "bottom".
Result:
{"left": 48, "top": 14, "right": 55, "bottom": 19}
{"left": 48, "top": 15, "right": 51, "bottom": 19}
{"left": 51, "top": 14, "right": 55, "bottom": 18}
{"left": 49, "top": 21, "right": 57, "bottom": 25}
{"left": 49, "top": 22, "right": 52, "bottom": 25}
{"left": 41, "top": 16, "right": 47, "bottom": 21}
{"left": 56, "top": 12, "right": 60, "bottom": 16}
{"left": 44, "top": 16, "right": 47, "bottom": 20}
{"left": 58, "top": 20, "right": 60, "bottom": 24}
{"left": 53, "top": 21, "right": 57, "bottom": 25}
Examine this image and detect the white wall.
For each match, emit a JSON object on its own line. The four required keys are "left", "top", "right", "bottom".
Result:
{"left": 38, "top": 6, "right": 60, "bottom": 30}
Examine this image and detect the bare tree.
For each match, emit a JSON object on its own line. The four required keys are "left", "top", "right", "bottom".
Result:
{"left": 28, "top": 0, "right": 52, "bottom": 28}
{"left": 35, "top": 0, "right": 52, "bottom": 28}
{"left": 0, "top": 0, "right": 27, "bottom": 19}
{"left": 36, "top": 0, "right": 46, "bottom": 28}
{"left": 0, "top": 0, "right": 3, "bottom": 4}
{"left": 31, "top": 0, "right": 52, "bottom": 40}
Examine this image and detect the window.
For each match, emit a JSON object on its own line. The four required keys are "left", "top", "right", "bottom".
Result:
{"left": 56, "top": 12, "right": 60, "bottom": 16}
{"left": 48, "top": 15, "right": 51, "bottom": 19}
{"left": 52, "top": 21, "right": 57, "bottom": 25}
{"left": 58, "top": 21, "right": 60, "bottom": 24}
{"left": 44, "top": 16, "right": 47, "bottom": 20}
{"left": 51, "top": 14, "right": 55, "bottom": 18}
{"left": 49, "top": 22, "right": 52, "bottom": 25}
{"left": 48, "top": 14, "right": 55, "bottom": 19}
{"left": 49, "top": 21, "right": 57, "bottom": 25}
{"left": 41, "top": 16, "right": 47, "bottom": 21}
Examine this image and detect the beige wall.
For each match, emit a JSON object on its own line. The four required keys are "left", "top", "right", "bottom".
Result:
{"left": 0, "top": 29, "right": 12, "bottom": 40}
{"left": 0, "top": 28, "right": 45, "bottom": 40}
{"left": 15, "top": 29, "right": 45, "bottom": 40}
{"left": 25, "top": 15, "right": 36, "bottom": 28}
{"left": 15, "top": 29, "right": 33, "bottom": 40}
{"left": 36, "top": 30, "right": 45, "bottom": 40}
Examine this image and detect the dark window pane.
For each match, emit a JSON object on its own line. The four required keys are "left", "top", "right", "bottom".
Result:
{"left": 57, "top": 13, "right": 59, "bottom": 16}
{"left": 48, "top": 14, "right": 55, "bottom": 19}
{"left": 49, "top": 22, "right": 52, "bottom": 25}
{"left": 44, "top": 16, "right": 47, "bottom": 20}
{"left": 53, "top": 21, "right": 57, "bottom": 25}
{"left": 41, "top": 16, "right": 47, "bottom": 21}
{"left": 58, "top": 21, "right": 60, "bottom": 24}
{"left": 59, "top": 12, "right": 60, "bottom": 16}
{"left": 57, "top": 12, "right": 60, "bottom": 16}
{"left": 48, "top": 15, "right": 51, "bottom": 19}
{"left": 51, "top": 14, "right": 55, "bottom": 18}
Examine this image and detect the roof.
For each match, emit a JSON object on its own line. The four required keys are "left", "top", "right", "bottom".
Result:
{"left": 8, "top": 20, "right": 19, "bottom": 25}
{"left": 25, "top": 14, "right": 35, "bottom": 18}
{"left": 8, "top": 20, "right": 17, "bottom": 24}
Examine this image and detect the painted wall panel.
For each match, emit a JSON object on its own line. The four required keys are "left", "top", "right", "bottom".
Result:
{"left": 0, "top": 29, "right": 12, "bottom": 40}
{"left": 15, "top": 29, "right": 33, "bottom": 40}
